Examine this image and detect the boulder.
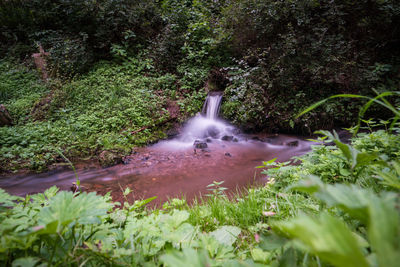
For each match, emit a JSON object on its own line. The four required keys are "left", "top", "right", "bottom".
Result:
{"left": 285, "top": 141, "right": 299, "bottom": 147}
{"left": 193, "top": 140, "right": 208, "bottom": 149}
{"left": 221, "top": 135, "right": 233, "bottom": 141}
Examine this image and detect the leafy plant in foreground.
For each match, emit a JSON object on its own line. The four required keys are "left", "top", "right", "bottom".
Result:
{"left": 272, "top": 176, "right": 400, "bottom": 267}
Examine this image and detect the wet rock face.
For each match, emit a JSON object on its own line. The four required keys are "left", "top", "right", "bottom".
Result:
{"left": 99, "top": 150, "right": 123, "bottom": 167}
{"left": 193, "top": 140, "right": 208, "bottom": 149}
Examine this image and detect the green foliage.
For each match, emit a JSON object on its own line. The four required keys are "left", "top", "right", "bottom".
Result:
{"left": 276, "top": 212, "right": 370, "bottom": 267}
{"left": 297, "top": 91, "right": 400, "bottom": 135}
{"left": 1, "top": 127, "right": 400, "bottom": 266}
{"left": 219, "top": 0, "right": 400, "bottom": 132}
{"left": 375, "top": 161, "right": 400, "bottom": 190}
{"left": 0, "top": 0, "right": 163, "bottom": 74}
{"left": 0, "top": 59, "right": 204, "bottom": 171}
{"left": 1, "top": 0, "right": 400, "bottom": 264}
{"left": 264, "top": 130, "right": 400, "bottom": 189}
{"left": 0, "top": 187, "right": 261, "bottom": 266}
{"left": 275, "top": 175, "right": 400, "bottom": 267}
{"left": 206, "top": 181, "right": 228, "bottom": 198}
{"left": 0, "top": 60, "right": 48, "bottom": 123}
{"left": 2, "top": 0, "right": 399, "bottom": 132}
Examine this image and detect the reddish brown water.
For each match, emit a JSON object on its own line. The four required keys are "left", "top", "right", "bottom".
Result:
{"left": 1, "top": 92, "right": 313, "bottom": 205}
{"left": 0, "top": 135, "right": 312, "bottom": 206}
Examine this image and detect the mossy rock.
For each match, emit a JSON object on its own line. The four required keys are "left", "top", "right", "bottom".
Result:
{"left": 98, "top": 150, "right": 123, "bottom": 167}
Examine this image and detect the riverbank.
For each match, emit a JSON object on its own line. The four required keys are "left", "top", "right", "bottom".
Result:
{"left": 0, "top": 58, "right": 363, "bottom": 175}
{"left": 1, "top": 129, "right": 399, "bottom": 266}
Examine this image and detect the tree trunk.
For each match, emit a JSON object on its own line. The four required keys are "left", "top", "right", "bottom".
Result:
{"left": 0, "top": 104, "right": 12, "bottom": 126}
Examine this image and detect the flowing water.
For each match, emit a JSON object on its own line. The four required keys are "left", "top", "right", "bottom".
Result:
{"left": 0, "top": 92, "right": 313, "bottom": 205}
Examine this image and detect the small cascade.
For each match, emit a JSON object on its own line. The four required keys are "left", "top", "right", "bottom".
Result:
{"left": 202, "top": 92, "right": 223, "bottom": 120}
{"left": 156, "top": 91, "right": 239, "bottom": 148}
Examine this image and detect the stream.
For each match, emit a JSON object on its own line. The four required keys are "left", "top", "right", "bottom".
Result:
{"left": 0, "top": 93, "right": 313, "bottom": 205}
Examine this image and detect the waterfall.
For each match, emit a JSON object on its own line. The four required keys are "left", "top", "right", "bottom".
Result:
{"left": 175, "top": 91, "right": 235, "bottom": 142}
{"left": 155, "top": 91, "right": 237, "bottom": 148}
{"left": 202, "top": 92, "right": 223, "bottom": 120}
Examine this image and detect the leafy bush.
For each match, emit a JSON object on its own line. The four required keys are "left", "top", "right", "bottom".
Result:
{"left": 0, "top": 60, "right": 48, "bottom": 123}
{"left": 0, "top": 0, "right": 164, "bottom": 74}
{"left": 218, "top": 0, "right": 400, "bottom": 132}
{"left": 0, "top": 187, "right": 259, "bottom": 266}
{"left": 0, "top": 58, "right": 209, "bottom": 172}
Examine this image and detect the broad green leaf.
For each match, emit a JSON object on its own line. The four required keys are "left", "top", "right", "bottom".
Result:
{"left": 259, "top": 233, "right": 288, "bottom": 251}
{"left": 12, "top": 257, "right": 41, "bottom": 267}
{"left": 199, "top": 234, "right": 235, "bottom": 260}
{"left": 161, "top": 248, "right": 211, "bottom": 267}
{"left": 288, "top": 175, "right": 324, "bottom": 194}
{"left": 33, "top": 220, "right": 59, "bottom": 235}
{"left": 251, "top": 248, "right": 270, "bottom": 264}
{"left": 162, "top": 222, "right": 196, "bottom": 247}
{"left": 367, "top": 194, "right": 400, "bottom": 267}
{"left": 314, "top": 184, "right": 370, "bottom": 223}
{"left": 278, "top": 247, "right": 298, "bottom": 267}
{"left": 333, "top": 140, "right": 353, "bottom": 163}
{"left": 222, "top": 260, "right": 266, "bottom": 267}
{"left": 339, "top": 167, "right": 351, "bottom": 176}
{"left": 37, "top": 191, "right": 112, "bottom": 232}
{"left": 43, "top": 186, "right": 59, "bottom": 200}
{"left": 376, "top": 161, "right": 400, "bottom": 189}
{"left": 162, "top": 210, "right": 190, "bottom": 229}
{"left": 292, "top": 177, "right": 370, "bottom": 222}
{"left": 354, "top": 152, "right": 378, "bottom": 169}
{"left": 131, "top": 196, "right": 157, "bottom": 211}
{"left": 273, "top": 213, "right": 369, "bottom": 267}
{"left": 210, "top": 226, "right": 241, "bottom": 246}
{"left": 0, "top": 189, "right": 23, "bottom": 210}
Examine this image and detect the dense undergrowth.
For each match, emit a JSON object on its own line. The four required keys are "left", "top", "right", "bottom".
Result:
{"left": 1, "top": 127, "right": 400, "bottom": 266}
{"left": 0, "top": 59, "right": 206, "bottom": 172}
